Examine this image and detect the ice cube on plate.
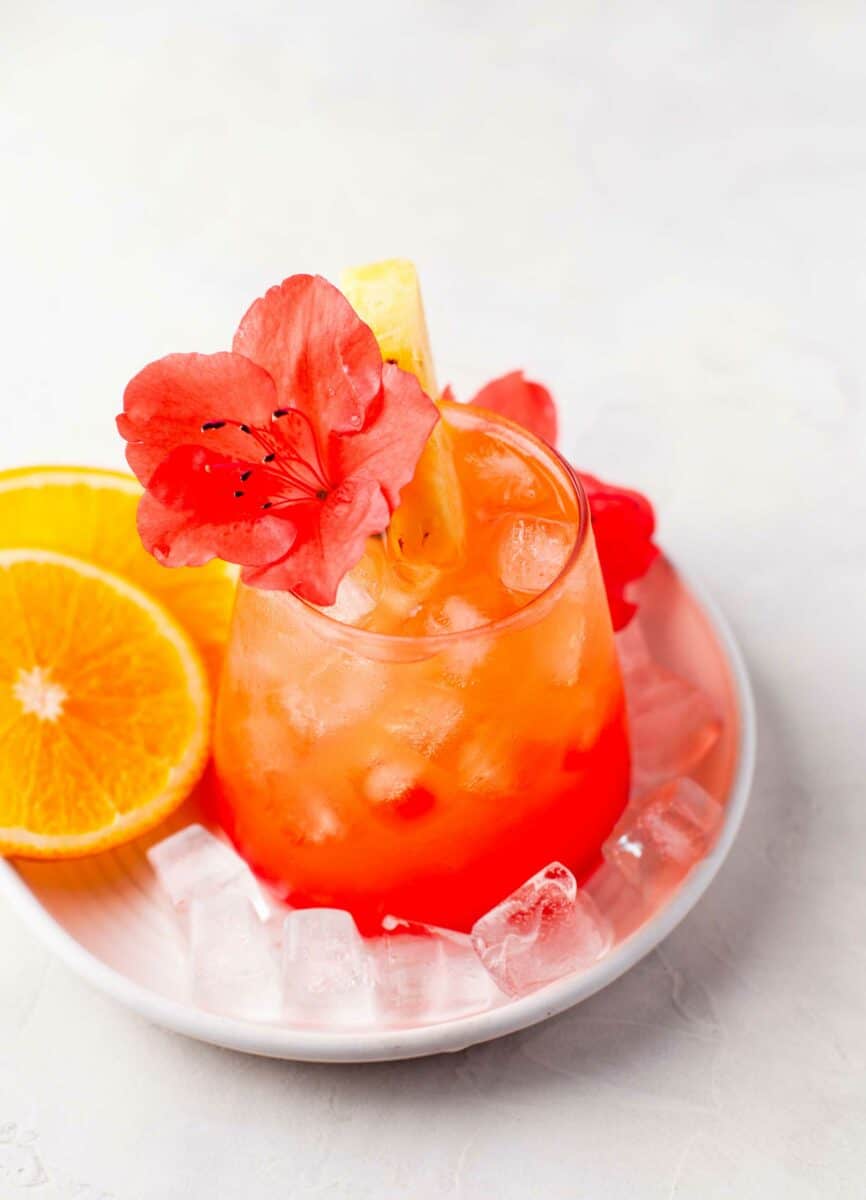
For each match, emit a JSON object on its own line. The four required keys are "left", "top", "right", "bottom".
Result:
{"left": 471, "top": 862, "right": 612, "bottom": 997}
{"left": 283, "top": 908, "right": 374, "bottom": 1024}
{"left": 584, "top": 860, "right": 647, "bottom": 942}
{"left": 615, "top": 618, "right": 653, "bottom": 675}
{"left": 616, "top": 623, "right": 722, "bottom": 787}
{"left": 188, "top": 891, "right": 282, "bottom": 1020}
{"left": 376, "top": 931, "right": 448, "bottom": 1021}
{"left": 147, "top": 824, "right": 270, "bottom": 921}
{"left": 375, "top": 922, "right": 496, "bottom": 1021}
{"left": 497, "top": 516, "right": 575, "bottom": 594}
{"left": 436, "top": 930, "right": 504, "bottom": 1016}
{"left": 603, "top": 778, "right": 723, "bottom": 899}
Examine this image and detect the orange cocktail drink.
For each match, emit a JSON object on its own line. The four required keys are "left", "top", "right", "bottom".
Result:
{"left": 213, "top": 402, "right": 630, "bottom": 932}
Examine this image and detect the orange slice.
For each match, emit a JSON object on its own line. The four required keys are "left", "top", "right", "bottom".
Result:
{"left": 340, "top": 259, "right": 466, "bottom": 565}
{"left": 0, "top": 466, "right": 237, "bottom": 687}
{"left": 0, "top": 549, "right": 210, "bottom": 858}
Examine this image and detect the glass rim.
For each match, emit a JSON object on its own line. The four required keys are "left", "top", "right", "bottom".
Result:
{"left": 292, "top": 400, "right": 591, "bottom": 650}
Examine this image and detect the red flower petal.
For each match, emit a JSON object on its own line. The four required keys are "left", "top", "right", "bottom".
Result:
{"left": 232, "top": 275, "right": 383, "bottom": 449}
{"left": 578, "top": 471, "right": 660, "bottom": 631}
{"left": 241, "top": 477, "right": 390, "bottom": 606}
{"left": 119, "top": 353, "right": 279, "bottom": 486}
{"left": 332, "top": 363, "right": 440, "bottom": 510}
{"left": 137, "top": 487, "right": 296, "bottom": 569}
{"left": 470, "top": 371, "right": 558, "bottom": 447}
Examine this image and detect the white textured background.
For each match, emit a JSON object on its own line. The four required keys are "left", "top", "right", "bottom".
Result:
{"left": 2, "top": 3, "right": 865, "bottom": 1196}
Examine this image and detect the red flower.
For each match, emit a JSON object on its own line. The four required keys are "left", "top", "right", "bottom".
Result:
{"left": 117, "top": 275, "right": 439, "bottom": 606}
{"left": 463, "top": 372, "right": 659, "bottom": 630}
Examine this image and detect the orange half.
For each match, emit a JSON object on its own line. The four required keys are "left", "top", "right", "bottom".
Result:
{"left": 0, "top": 549, "right": 210, "bottom": 858}
{"left": 0, "top": 466, "right": 238, "bottom": 688}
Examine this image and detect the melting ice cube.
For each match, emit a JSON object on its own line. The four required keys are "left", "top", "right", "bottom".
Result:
{"left": 497, "top": 516, "right": 574, "bottom": 595}
{"left": 615, "top": 618, "right": 653, "bottom": 675}
{"left": 374, "top": 920, "right": 497, "bottom": 1021}
{"left": 188, "top": 891, "right": 282, "bottom": 1020}
{"left": 603, "top": 777, "right": 723, "bottom": 899}
{"left": 457, "top": 726, "right": 514, "bottom": 795}
{"left": 618, "top": 632, "right": 722, "bottom": 787}
{"left": 278, "top": 655, "right": 386, "bottom": 739}
{"left": 439, "top": 934, "right": 505, "bottom": 1016}
{"left": 318, "top": 575, "right": 378, "bottom": 626}
{"left": 362, "top": 757, "right": 423, "bottom": 806}
{"left": 282, "top": 908, "right": 374, "bottom": 1024}
{"left": 383, "top": 687, "right": 463, "bottom": 755}
{"left": 375, "top": 931, "right": 448, "bottom": 1021}
{"left": 426, "top": 596, "right": 492, "bottom": 683}
{"left": 426, "top": 596, "right": 487, "bottom": 635}
{"left": 147, "top": 824, "right": 270, "bottom": 921}
{"left": 465, "top": 439, "right": 543, "bottom": 508}
{"left": 471, "top": 863, "right": 612, "bottom": 997}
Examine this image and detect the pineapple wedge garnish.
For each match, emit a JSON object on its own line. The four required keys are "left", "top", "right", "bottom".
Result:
{"left": 340, "top": 259, "right": 466, "bottom": 566}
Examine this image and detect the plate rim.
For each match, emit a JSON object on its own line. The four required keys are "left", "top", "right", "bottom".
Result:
{"left": 0, "top": 558, "right": 757, "bottom": 1063}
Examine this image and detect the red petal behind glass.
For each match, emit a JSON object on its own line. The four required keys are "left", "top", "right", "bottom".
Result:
{"left": 470, "top": 371, "right": 559, "bottom": 448}
{"left": 578, "top": 471, "right": 659, "bottom": 631}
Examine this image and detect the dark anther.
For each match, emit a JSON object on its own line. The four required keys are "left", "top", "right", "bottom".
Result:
{"left": 239, "top": 424, "right": 251, "bottom": 434}
{"left": 316, "top": 489, "right": 328, "bottom": 501}
{"left": 262, "top": 453, "right": 275, "bottom": 463}
{"left": 272, "top": 408, "right": 289, "bottom": 419}
{"left": 261, "top": 501, "right": 273, "bottom": 509}
{"left": 201, "top": 420, "right": 226, "bottom": 431}
{"left": 240, "top": 470, "right": 252, "bottom": 482}
{"left": 385, "top": 358, "right": 398, "bottom": 365}
{"left": 233, "top": 490, "right": 245, "bottom": 498}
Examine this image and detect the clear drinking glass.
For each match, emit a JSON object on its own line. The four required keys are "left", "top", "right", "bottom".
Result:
{"left": 212, "top": 404, "right": 630, "bottom": 932}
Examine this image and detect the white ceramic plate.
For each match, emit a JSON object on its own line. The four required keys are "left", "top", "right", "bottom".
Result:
{"left": 0, "top": 557, "right": 755, "bottom": 1062}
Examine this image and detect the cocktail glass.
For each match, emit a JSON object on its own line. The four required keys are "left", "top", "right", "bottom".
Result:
{"left": 212, "top": 403, "right": 630, "bottom": 932}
